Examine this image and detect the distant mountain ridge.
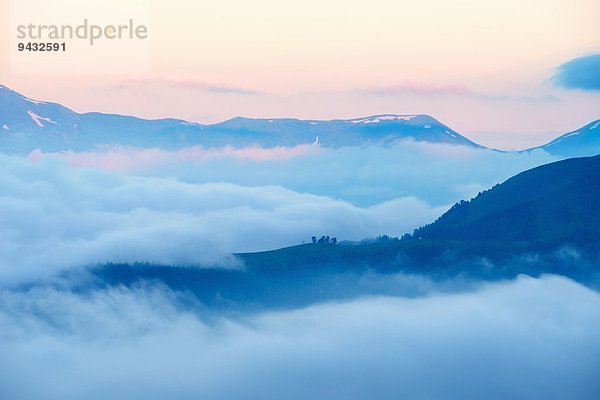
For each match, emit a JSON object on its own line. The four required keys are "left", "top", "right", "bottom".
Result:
{"left": 1, "top": 84, "right": 599, "bottom": 157}
{"left": 0, "top": 84, "right": 480, "bottom": 152}
{"left": 525, "top": 119, "right": 600, "bottom": 157}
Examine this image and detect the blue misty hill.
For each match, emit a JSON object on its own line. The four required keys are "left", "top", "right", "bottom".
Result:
{"left": 0, "top": 84, "right": 482, "bottom": 152}
{"left": 526, "top": 119, "right": 600, "bottom": 157}
{"left": 411, "top": 154, "right": 600, "bottom": 243}
{"left": 93, "top": 155, "right": 600, "bottom": 310}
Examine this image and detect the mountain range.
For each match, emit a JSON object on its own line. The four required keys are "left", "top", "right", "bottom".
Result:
{"left": 0, "top": 84, "right": 480, "bottom": 152}
{"left": 1, "top": 84, "right": 598, "bottom": 156}
{"left": 528, "top": 120, "right": 600, "bottom": 157}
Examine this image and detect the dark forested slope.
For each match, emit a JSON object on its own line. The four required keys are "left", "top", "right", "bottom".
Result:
{"left": 412, "top": 155, "right": 600, "bottom": 243}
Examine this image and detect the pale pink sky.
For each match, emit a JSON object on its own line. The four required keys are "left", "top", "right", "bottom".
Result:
{"left": 1, "top": 0, "right": 599, "bottom": 149}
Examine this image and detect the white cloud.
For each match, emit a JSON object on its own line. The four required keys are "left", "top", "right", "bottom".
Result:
{"left": 0, "top": 140, "right": 562, "bottom": 285}
{"left": 0, "top": 275, "right": 598, "bottom": 399}
{"left": 29, "top": 141, "right": 560, "bottom": 207}
{"left": 0, "top": 154, "right": 445, "bottom": 284}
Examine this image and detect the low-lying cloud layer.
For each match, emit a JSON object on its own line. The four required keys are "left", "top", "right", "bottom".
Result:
{"left": 0, "top": 141, "right": 597, "bottom": 399}
{"left": 1, "top": 141, "right": 561, "bottom": 284}
{"left": 0, "top": 154, "right": 446, "bottom": 284}
{"left": 29, "top": 141, "right": 559, "bottom": 207}
{"left": 1, "top": 275, "right": 598, "bottom": 399}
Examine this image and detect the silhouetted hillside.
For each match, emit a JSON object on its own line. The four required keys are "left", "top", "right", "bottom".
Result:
{"left": 412, "top": 155, "right": 600, "bottom": 243}
{"left": 90, "top": 156, "right": 600, "bottom": 310}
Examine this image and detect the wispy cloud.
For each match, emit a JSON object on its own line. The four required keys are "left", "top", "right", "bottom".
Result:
{"left": 358, "top": 82, "right": 474, "bottom": 96}
{"left": 28, "top": 144, "right": 320, "bottom": 172}
{"left": 356, "top": 82, "right": 559, "bottom": 103}
{"left": 552, "top": 54, "right": 600, "bottom": 91}
{"left": 112, "top": 78, "right": 264, "bottom": 95}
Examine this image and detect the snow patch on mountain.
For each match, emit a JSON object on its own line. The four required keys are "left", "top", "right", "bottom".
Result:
{"left": 27, "top": 110, "right": 57, "bottom": 128}
{"left": 351, "top": 115, "right": 416, "bottom": 124}
{"left": 24, "top": 97, "right": 46, "bottom": 105}
{"left": 543, "top": 129, "right": 584, "bottom": 148}
{"left": 589, "top": 121, "right": 599, "bottom": 130}
{"left": 445, "top": 130, "right": 457, "bottom": 138}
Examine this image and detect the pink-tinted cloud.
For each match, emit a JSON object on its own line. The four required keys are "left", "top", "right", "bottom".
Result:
{"left": 357, "top": 82, "right": 559, "bottom": 103}
{"left": 27, "top": 144, "right": 320, "bottom": 172}
{"left": 112, "top": 78, "right": 264, "bottom": 95}
{"left": 360, "top": 82, "right": 474, "bottom": 96}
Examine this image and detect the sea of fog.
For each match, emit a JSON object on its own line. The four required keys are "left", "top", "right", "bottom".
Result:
{"left": 1, "top": 142, "right": 598, "bottom": 399}
{"left": 1, "top": 275, "right": 599, "bottom": 399}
